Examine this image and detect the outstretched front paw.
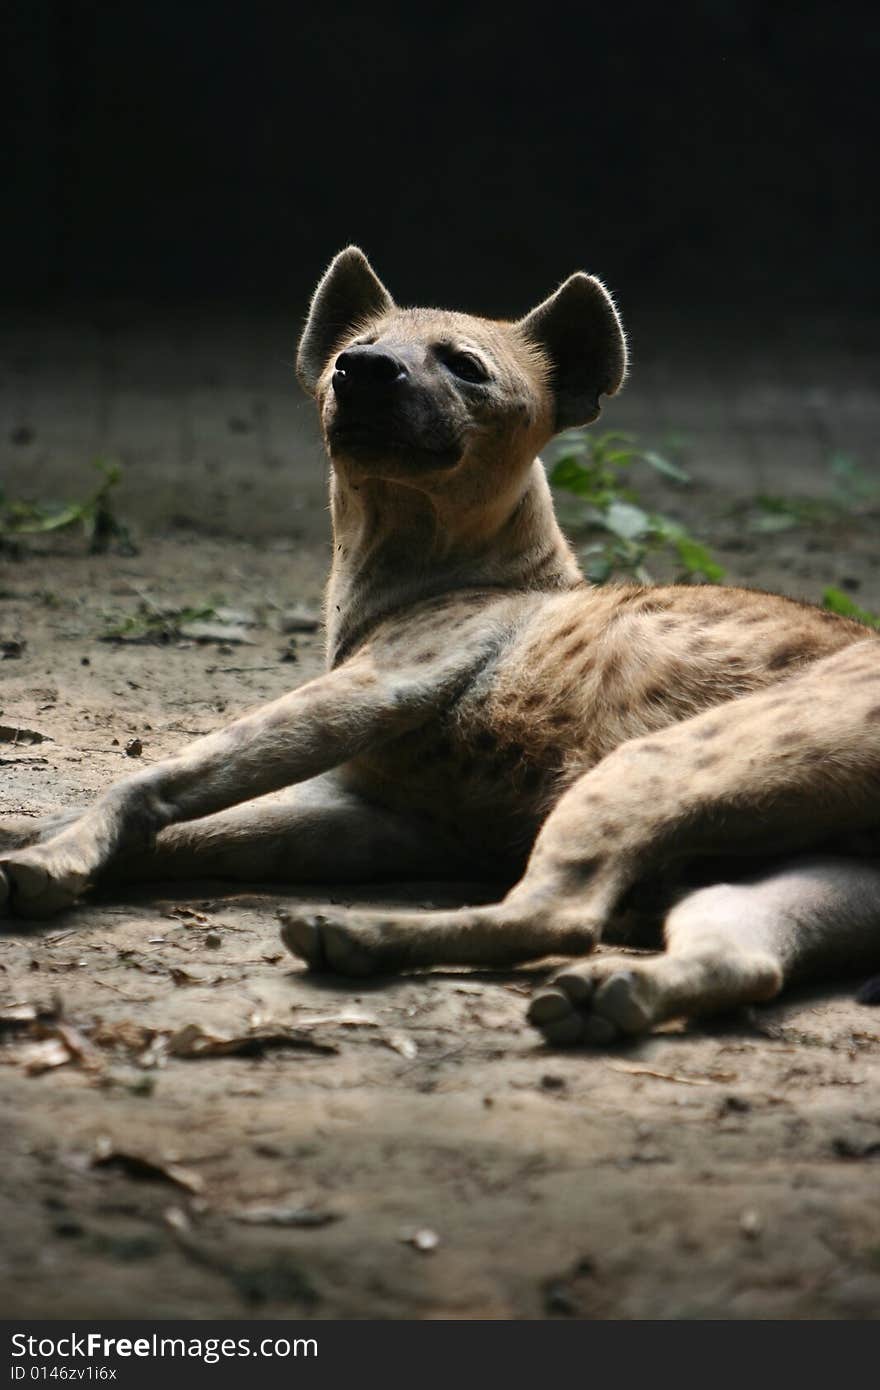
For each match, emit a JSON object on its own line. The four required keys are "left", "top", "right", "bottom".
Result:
{"left": 0, "top": 846, "right": 91, "bottom": 920}
{"left": 527, "top": 955, "right": 660, "bottom": 1046}
{"left": 279, "top": 908, "right": 400, "bottom": 976}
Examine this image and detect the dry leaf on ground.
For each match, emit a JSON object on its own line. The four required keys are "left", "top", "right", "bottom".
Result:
{"left": 91, "top": 1138, "right": 205, "bottom": 1193}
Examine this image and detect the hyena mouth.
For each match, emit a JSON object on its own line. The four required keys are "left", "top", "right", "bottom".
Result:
{"left": 327, "top": 419, "right": 463, "bottom": 470}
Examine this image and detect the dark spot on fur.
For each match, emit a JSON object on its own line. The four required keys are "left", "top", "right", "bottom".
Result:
{"left": 638, "top": 742, "right": 666, "bottom": 754}
{"left": 777, "top": 729, "right": 803, "bottom": 746}
{"left": 565, "top": 638, "right": 590, "bottom": 661}
{"left": 603, "top": 652, "right": 622, "bottom": 680}
{"left": 867, "top": 704, "right": 880, "bottom": 721}
{"left": 633, "top": 596, "right": 669, "bottom": 615}
{"left": 768, "top": 643, "right": 811, "bottom": 671}
{"left": 413, "top": 648, "right": 437, "bottom": 664}
{"left": 693, "top": 753, "right": 721, "bottom": 770}
{"left": 643, "top": 683, "right": 665, "bottom": 704}
{"left": 557, "top": 623, "right": 578, "bottom": 642}
{"left": 570, "top": 857, "right": 602, "bottom": 883}
{"left": 521, "top": 692, "right": 545, "bottom": 711}
{"left": 695, "top": 722, "right": 722, "bottom": 740}
{"left": 598, "top": 820, "right": 622, "bottom": 838}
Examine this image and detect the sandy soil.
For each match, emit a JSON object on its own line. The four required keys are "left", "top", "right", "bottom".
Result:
{"left": 2, "top": 502, "right": 880, "bottom": 1321}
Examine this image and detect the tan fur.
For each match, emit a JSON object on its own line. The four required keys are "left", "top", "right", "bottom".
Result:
{"left": 2, "top": 246, "right": 879, "bottom": 1047}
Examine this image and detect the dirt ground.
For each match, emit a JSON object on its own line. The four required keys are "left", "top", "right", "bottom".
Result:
{"left": 2, "top": 312, "right": 880, "bottom": 1320}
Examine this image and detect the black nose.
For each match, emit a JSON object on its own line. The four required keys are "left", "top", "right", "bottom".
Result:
{"left": 332, "top": 346, "right": 408, "bottom": 401}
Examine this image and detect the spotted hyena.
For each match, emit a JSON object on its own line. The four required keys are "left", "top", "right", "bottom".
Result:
{"left": 3, "top": 247, "right": 880, "bottom": 1046}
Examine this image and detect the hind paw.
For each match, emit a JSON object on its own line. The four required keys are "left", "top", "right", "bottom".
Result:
{"left": 527, "top": 955, "right": 661, "bottom": 1046}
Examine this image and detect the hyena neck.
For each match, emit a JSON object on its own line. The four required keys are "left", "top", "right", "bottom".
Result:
{"left": 324, "top": 459, "right": 582, "bottom": 665}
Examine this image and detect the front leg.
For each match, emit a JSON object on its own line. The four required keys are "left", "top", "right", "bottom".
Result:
{"left": 0, "top": 627, "right": 494, "bottom": 918}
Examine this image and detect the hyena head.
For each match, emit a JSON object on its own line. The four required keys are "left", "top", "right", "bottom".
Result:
{"left": 296, "top": 247, "right": 627, "bottom": 499}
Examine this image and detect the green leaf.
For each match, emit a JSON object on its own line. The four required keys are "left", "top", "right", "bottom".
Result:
{"left": 549, "top": 457, "right": 602, "bottom": 499}
{"left": 648, "top": 514, "right": 686, "bottom": 543}
{"left": 592, "top": 431, "right": 636, "bottom": 449}
{"left": 822, "top": 587, "right": 880, "bottom": 628}
{"left": 604, "top": 500, "right": 651, "bottom": 541}
{"left": 585, "top": 553, "right": 613, "bottom": 584}
{"left": 751, "top": 511, "right": 799, "bottom": 532}
{"left": 829, "top": 452, "right": 876, "bottom": 503}
{"left": 10, "top": 502, "right": 87, "bottom": 534}
{"left": 673, "top": 535, "right": 725, "bottom": 582}
{"left": 602, "top": 449, "right": 640, "bottom": 467}
{"left": 639, "top": 450, "right": 690, "bottom": 483}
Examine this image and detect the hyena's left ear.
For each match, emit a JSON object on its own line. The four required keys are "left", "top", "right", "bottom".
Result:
{"left": 297, "top": 246, "right": 395, "bottom": 394}
{"left": 518, "top": 273, "right": 627, "bottom": 430}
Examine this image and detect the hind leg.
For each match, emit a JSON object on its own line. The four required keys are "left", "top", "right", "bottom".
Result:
{"left": 283, "top": 641, "right": 880, "bottom": 974}
{"left": 528, "top": 855, "right": 880, "bottom": 1045}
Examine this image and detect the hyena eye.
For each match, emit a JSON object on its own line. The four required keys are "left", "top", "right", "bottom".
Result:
{"left": 442, "top": 350, "right": 490, "bottom": 385}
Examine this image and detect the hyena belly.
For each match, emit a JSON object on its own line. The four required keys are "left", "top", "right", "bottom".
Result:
{"left": 341, "top": 712, "right": 558, "bottom": 874}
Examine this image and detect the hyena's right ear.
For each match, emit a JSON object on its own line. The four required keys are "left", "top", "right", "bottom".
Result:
{"left": 297, "top": 247, "right": 395, "bottom": 394}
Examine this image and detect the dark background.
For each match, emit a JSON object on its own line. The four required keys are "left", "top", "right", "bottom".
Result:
{"left": 3, "top": 1, "right": 877, "bottom": 319}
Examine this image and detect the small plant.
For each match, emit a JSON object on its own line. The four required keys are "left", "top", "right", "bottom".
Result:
{"left": 747, "top": 453, "right": 878, "bottom": 533}
{"left": 821, "top": 587, "right": 880, "bottom": 629}
{"left": 101, "top": 603, "right": 218, "bottom": 644}
{"left": 0, "top": 460, "right": 135, "bottom": 556}
{"left": 548, "top": 430, "right": 724, "bottom": 584}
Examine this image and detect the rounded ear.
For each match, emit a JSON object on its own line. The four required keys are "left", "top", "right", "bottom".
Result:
{"left": 518, "top": 272, "right": 627, "bottom": 431}
{"left": 296, "top": 246, "right": 395, "bottom": 394}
